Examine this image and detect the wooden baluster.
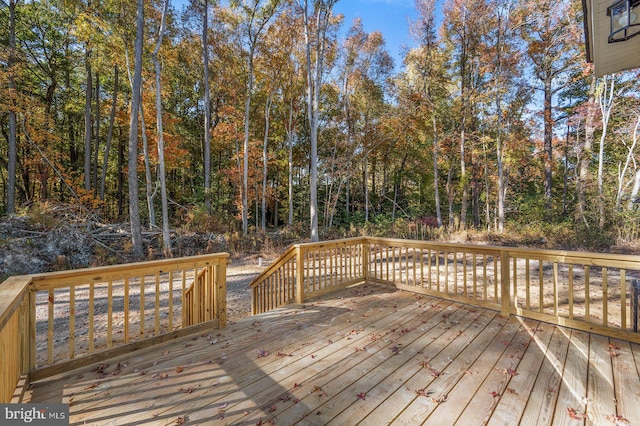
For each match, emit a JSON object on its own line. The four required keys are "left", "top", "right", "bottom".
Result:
{"left": 512, "top": 258, "right": 518, "bottom": 308}
{"left": 155, "top": 272, "right": 161, "bottom": 334}
{"left": 621, "top": 269, "right": 627, "bottom": 330}
{"left": 494, "top": 256, "right": 499, "bottom": 303}
{"left": 463, "top": 253, "right": 467, "bottom": 297}
{"left": 585, "top": 266, "right": 590, "bottom": 322}
{"left": 140, "top": 276, "right": 146, "bottom": 335}
{"left": 107, "top": 280, "right": 113, "bottom": 348}
{"left": 453, "top": 252, "right": 458, "bottom": 295}
{"left": 483, "top": 255, "right": 488, "bottom": 301}
{"left": 48, "top": 289, "right": 54, "bottom": 365}
{"left": 538, "top": 261, "right": 544, "bottom": 313}
{"left": 69, "top": 286, "right": 75, "bottom": 359}
{"left": 602, "top": 267, "right": 608, "bottom": 327}
{"left": 525, "top": 259, "right": 530, "bottom": 310}
{"left": 169, "top": 272, "right": 174, "bottom": 331}
{"left": 124, "top": 278, "right": 130, "bottom": 344}
{"left": 473, "top": 254, "right": 477, "bottom": 299}
{"left": 569, "top": 265, "right": 574, "bottom": 320}
{"left": 553, "top": 263, "right": 559, "bottom": 316}
{"left": 89, "top": 282, "right": 94, "bottom": 353}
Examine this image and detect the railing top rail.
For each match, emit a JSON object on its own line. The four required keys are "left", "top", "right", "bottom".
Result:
{"left": 0, "top": 275, "right": 32, "bottom": 330}
{"left": 29, "top": 252, "right": 230, "bottom": 289}
{"left": 366, "top": 237, "right": 640, "bottom": 265}
{"left": 296, "top": 236, "right": 368, "bottom": 250}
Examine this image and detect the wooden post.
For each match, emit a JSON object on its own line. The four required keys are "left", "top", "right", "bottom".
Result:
{"left": 296, "top": 245, "right": 305, "bottom": 304}
{"left": 500, "top": 250, "right": 511, "bottom": 316}
{"left": 217, "top": 259, "right": 227, "bottom": 328}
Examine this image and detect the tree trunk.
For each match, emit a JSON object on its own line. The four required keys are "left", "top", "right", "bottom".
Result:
{"left": 242, "top": 46, "right": 255, "bottom": 235}
{"left": 576, "top": 73, "right": 597, "bottom": 226}
{"left": 597, "top": 75, "right": 615, "bottom": 228}
{"left": 101, "top": 66, "right": 118, "bottom": 200}
{"left": 153, "top": 0, "right": 171, "bottom": 256}
{"left": 7, "top": 0, "right": 18, "bottom": 214}
{"left": 203, "top": 0, "right": 212, "bottom": 214}
{"left": 287, "top": 105, "right": 295, "bottom": 226}
{"left": 543, "top": 76, "right": 553, "bottom": 211}
{"left": 84, "top": 49, "right": 93, "bottom": 191}
{"left": 93, "top": 71, "right": 100, "bottom": 195}
{"left": 261, "top": 94, "right": 273, "bottom": 231}
{"left": 128, "top": 0, "right": 145, "bottom": 259}
{"left": 432, "top": 113, "right": 442, "bottom": 227}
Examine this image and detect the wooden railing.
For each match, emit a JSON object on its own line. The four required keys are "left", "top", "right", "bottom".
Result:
{"left": 250, "top": 238, "right": 367, "bottom": 314}
{"left": 0, "top": 253, "right": 228, "bottom": 403}
{"left": 250, "top": 237, "right": 640, "bottom": 344}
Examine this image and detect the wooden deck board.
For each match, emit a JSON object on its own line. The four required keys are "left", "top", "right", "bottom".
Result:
{"left": 25, "top": 283, "right": 640, "bottom": 426}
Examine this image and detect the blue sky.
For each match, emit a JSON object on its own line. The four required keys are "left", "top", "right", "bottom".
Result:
{"left": 334, "top": 0, "right": 419, "bottom": 69}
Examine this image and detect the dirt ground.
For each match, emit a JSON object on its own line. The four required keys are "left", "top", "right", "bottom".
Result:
{"left": 224, "top": 256, "right": 270, "bottom": 322}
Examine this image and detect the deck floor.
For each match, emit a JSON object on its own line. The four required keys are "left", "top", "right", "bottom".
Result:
{"left": 26, "top": 283, "right": 640, "bottom": 425}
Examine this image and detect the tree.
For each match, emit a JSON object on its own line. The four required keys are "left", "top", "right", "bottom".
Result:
{"left": 298, "top": 0, "right": 339, "bottom": 242}
{"left": 235, "top": 0, "right": 281, "bottom": 235}
{"left": 128, "top": 0, "right": 145, "bottom": 259}
{"left": 6, "top": 0, "right": 20, "bottom": 213}
{"left": 153, "top": 0, "right": 171, "bottom": 255}
{"left": 521, "top": 0, "right": 581, "bottom": 212}
{"left": 202, "top": 0, "right": 212, "bottom": 214}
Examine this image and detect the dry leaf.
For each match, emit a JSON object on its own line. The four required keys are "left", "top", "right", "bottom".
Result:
{"left": 606, "top": 414, "right": 631, "bottom": 425}
{"left": 415, "top": 388, "right": 434, "bottom": 397}
{"left": 175, "top": 366, "right": 184, "bottom": 373}
{"left": 357, "top": 392, "right": 367, "bottom": 400}
{"left": 567, "top": 407, "right": 588, "bottom": 420}
{"left": 489, "top": 391, "right": 501, "bottom": 398}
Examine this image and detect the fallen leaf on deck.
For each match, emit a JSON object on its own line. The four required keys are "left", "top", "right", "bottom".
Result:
{"left": 390, "top": 345, "right": 400, "bottom": 354}
{"left": 175, "top": 366, "right": 184, "bottom": 373}
{"left": 489, "top": 391, "right": 501, "bottom": 398}
{"left": 415, "top": 388, "right": 434, "bottom": 397}
{"left": 354, "top": 347, "right": 365, "bottom": 352}
{"left": 268, "top": 405, "right": 277, "bottom": 413}
{"left": 567, "top": 407, "right": 588, "bottom": 420}
{"left": 179, "top": 387, "right": 195, "bottom": 394}
{"left": 431, "top": 395, "right": 448, "bottom": 403}
{"left": 175, "top": 416, "right": 187, "bottom": 424}
{"left": 606, "top": 414, "right": 631, "bottom": 425}
{"left": 257, "top": 350, "right": 270, "bottom": 358}
{"left": 276, "top": 351, "right": 293, "bottom": 357}
{"left": 357, "top": 392, "right": 367, "bottom": 400}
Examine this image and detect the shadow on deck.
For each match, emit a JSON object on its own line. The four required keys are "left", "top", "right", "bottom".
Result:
{"left": 26, "top": 283, "right": 640, "bottom": 425}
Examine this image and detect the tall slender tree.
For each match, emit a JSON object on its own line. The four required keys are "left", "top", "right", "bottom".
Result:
{"left": 153, "top": 0, "right": 171, "bottom": 255}
{"left": 128, "top": 0, "right": 145, "bottom": 259}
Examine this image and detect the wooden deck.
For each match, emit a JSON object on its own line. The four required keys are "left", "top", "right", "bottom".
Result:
{"left": 25, "top": 283, "right": 640, "bottom": 425}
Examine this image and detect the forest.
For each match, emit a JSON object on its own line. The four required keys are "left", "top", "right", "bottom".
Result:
{"left": 1, "top": 0, "right": 640, "bottom": 263}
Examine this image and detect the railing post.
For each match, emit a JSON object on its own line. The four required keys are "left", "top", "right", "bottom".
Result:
{"left": 362, "top": 239, "right": 369, "bottom": 282}
{"left": 296, "top": 245, "right": 305, "bottom": 304}
{"left": 217, "top": 259, "right": 227, "bottom": 328}
{"left": 500, "top": 250, "right": 511, "bottom": 317}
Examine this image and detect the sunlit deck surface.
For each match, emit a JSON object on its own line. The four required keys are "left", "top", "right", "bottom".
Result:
{"left": 26, "top": 283, "right": 640, "bottom": 425}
